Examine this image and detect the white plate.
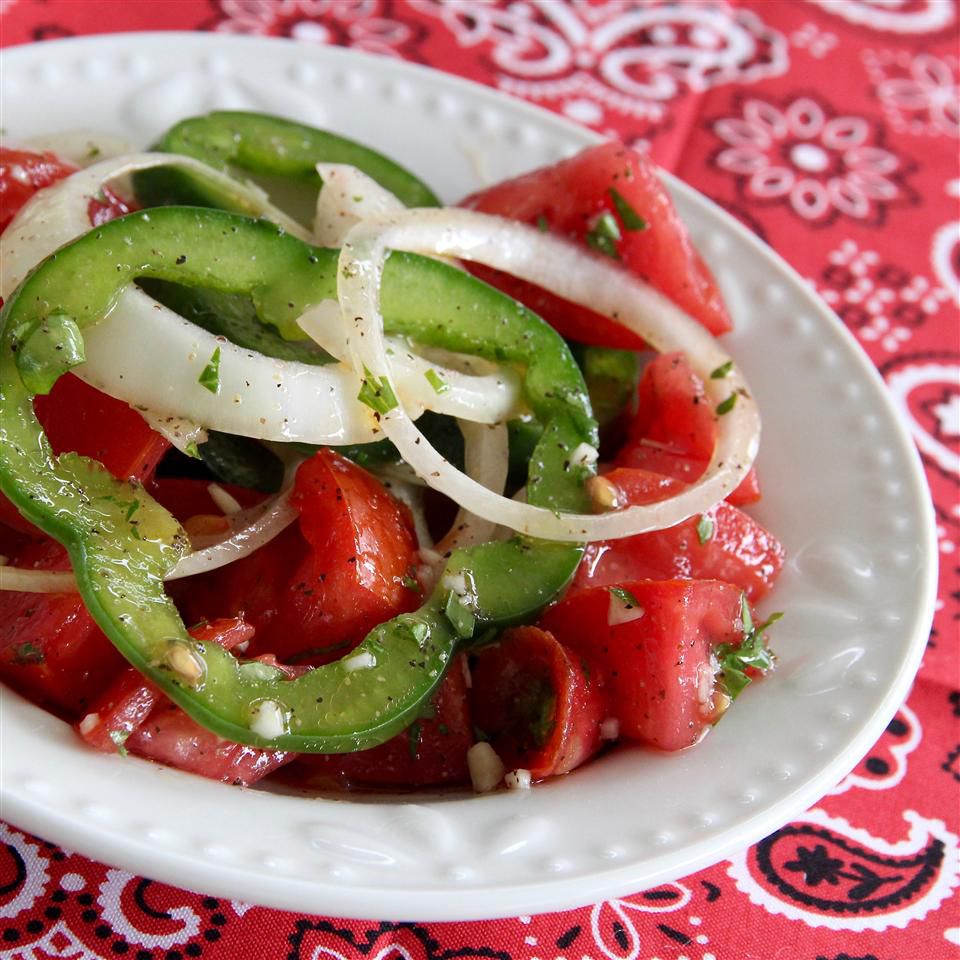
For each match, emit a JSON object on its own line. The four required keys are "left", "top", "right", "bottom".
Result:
{"left": 0, "top": 34, "right": 937, "bottom": 921}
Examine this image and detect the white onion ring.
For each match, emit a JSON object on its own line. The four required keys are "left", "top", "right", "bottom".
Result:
{"left": 313, "top": 163, "right": 405, "bottom": 246}
{"left": 1, "top": 155, "right": 522, "bottom": 443}
{"left": 336, "top": 209, "right": 760, "bottom": 542}
{"left": 434, "top": 420, "right": 509, "bottom": 556}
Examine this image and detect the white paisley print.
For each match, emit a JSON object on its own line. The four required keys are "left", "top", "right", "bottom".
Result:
{"left": 408, "top": 0, "right": 789, "bottom": 125}
{"left": 713, "top": 94, "right": 912, "bottom": 225}
{"left": 805, "top": 0, "right": 956, "bottom": 34}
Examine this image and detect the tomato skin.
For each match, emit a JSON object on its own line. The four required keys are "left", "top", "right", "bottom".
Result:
{"left": 470, "top": 626, "right": 605, "bottom": 780}
{"left": 573, "top": 467, "right": 784, "bottom": 602}
{"left": 281, "top": 654, "right": 474, "bottom": 790}
{"left": 617, "top": 352, "right": 761, "bottom": 506}
{"left": 174, "top": 450, "right": 420, "bottom": 665}
{"left": 0, "top": 147, "right": 76, "bottom": 232}
{"left": 0, "top": 539, "right": 127, "bottom": 719}
{"left": 76, "top": 619, "right": 292, "bottom": 787}
{"left": 461, "top": 142, "right": 731, "bottom": 348}
{"left": 541, "top": 580, "right": 746, "bottom": 751}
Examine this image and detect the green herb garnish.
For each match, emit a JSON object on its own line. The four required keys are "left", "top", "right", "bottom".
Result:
{"left": 696, "top": 514, "right": 715, "bottom": 545}
{"left": 536, "top": 214, "right": 550, "bottom": 233}
{"left": 424, "top": 369, "right": 449, "bottom": 394}
{"left": 710, "top": 361, "right": 733, "bottom": 380}
{"left": 609, "top": 586, "right": 640, "bottom": 608}
{"left": 357, "top": 367, "right": 399, "bottom": 415}
{"left": 198, "top": 346, "right": 221, "bottom": 394}
{"left": 586, "top": 211, "right": 622, "bottom": 259}
{"left": 609, "top": 188, "right": 648, "bottom": 231}
{"left": 109, "top": 729, "right": 130, "bottom": 758}
{"left": 716, "top": 393, "right": 737, "bottom": 416}
{"left": 716, "top": 595, "right": 781, "bottom": 699}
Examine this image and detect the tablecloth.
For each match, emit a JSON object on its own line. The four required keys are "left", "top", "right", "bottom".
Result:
{"left": 0, "top": 1, "right": 957, "bottom": 958}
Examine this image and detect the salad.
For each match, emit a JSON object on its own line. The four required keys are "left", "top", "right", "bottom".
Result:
{"left": 0, "top": 112, "right": 783, "bottom": 793}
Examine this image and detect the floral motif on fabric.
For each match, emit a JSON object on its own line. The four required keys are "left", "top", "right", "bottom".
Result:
{"left": 864, "top": 48, "right": 959, "bottom": 138}
{"left": 815, "top": 239, "right": 951, "bottom": 351}
{"left": 710, "top": 93, "right": 918, "bottom": 227}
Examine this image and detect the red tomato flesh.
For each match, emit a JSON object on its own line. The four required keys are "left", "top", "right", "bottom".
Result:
{"left": 172, "top": 450, "right": 420, "bottom": 665}
{"left": 0, "top": 378, "right": 170, "bottom": 717}
{"left": 0, "top": 146, "right": 76, "bottom": 232}
{"left": 469, "top": 626, "right": 605, "bottom": 780}
{"left": 574, "top": 467, "right": 784, "bottom": 602}
{"left": 77, "top": 619, "right": 293, "bottom": 787}
{"left": 540, "top": 580, "right": 747, "bottom": 751}
{"left": 461, "top": 142, "right": 731, "bottom": 349}
{"left": 617, "top": 352, "right": 761, "bottom": 506}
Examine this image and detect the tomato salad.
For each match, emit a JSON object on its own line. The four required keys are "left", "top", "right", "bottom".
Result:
{"left": 0, "top": 114, "right": 783, "bottom": 793}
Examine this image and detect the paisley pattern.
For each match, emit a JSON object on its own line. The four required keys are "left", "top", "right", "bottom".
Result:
{"left": 0, "top": 1, "right": 957, "bottom": 958}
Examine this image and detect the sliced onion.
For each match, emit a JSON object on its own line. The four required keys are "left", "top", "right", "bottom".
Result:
{"left": 20, "top": 130, "right": 139, "bottom": 168}
{"left": 0, "top": 566, "right": 77, "bottom": 594}
{"left": 434, "top": 420, "right": 509, "bottom": 556}
{"left": 313, "top": 163, "right": 405, "bottom": 246}
{"left": 336, "top": 209, "right": 760, "bottom": 542}
{"left": 2, "top": 156, "right": 522, "bottom": 444}
{"left": 141, "top": 412, "right": 208, "bottom": 457}
{"left": 297, "top": 301, "right": 522, "bottom": 425}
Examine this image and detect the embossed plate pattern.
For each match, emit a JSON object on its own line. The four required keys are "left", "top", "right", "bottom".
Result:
{"left": 0, "top": 34, "right": 938, "bottom": 920}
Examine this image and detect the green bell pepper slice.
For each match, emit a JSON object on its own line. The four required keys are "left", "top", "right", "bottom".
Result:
{"left": 0, "top": 206, "right": 597, "bottom": 752}
{"left": 134, "top": 110, "right": 439, "bottom": 216}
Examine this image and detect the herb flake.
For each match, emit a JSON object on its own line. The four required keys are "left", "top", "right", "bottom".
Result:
{"left": 609, "top": 586, "right": 640, "bottom": 608}
{"left": 716, "top": 595, "right": 782, "bottom": 700}
{"left": 696, "top": 514, "right": 715, "bottom": 545}
{"left": 109, "top": 729, "right": 130, "bottom": 757}
{"left": 716, "top": 392, "right": 738, "bottom": 416}
{"left": 357, "top": 368, "right": 399, "bottom": 415}
{"left": 710, "top": 361, "right": 734, "bottom": 380}
{"left": 198, "top": 347, "right": 222, "bottom": 394}
{"left": 585, "top": 211, "right": 622, "bottom": 259}
{"left": 424, "top": 369, "right": 449, "bottom": 394}
{"left": 609, "top": 188, "right": 648, "bottom": 231}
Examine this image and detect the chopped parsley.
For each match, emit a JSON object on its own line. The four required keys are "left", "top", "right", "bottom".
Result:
{"left": 109, "top": 729, "right": 130, "bottom": 757}
{"left": 424, "top": 368, "right": 449, "bottom": 394}
{"left": 696, "top": 514, "right": 715, "bottom": 545}
{"left": 716, "top": 595, "right": 782, "bottom": 700}
{"left": 184, "top": 440, "right": 201, "bottom": 459}
{"left": 124, "top": 499, "right": 141, "bottom": 523}
{"left": 710, "top": 360, "right": 734, "bottom": 380}
{"left": 608, "top": 188, "right": 648, "bottom": 231}
{"left": 716, "top": 392, "right": 738, "bottom": 416}
{"left": 536, "top": 214, "right": 550, "bottom": 232}
{"left": 585, "top": 211, "right": 622, "bottom": 259}
{"left": 12, "top": 642, "right": 44, "bottom": 666}
{"left": 401, "top": 573, "right": 422, "bottom": 593}
{"left": 609, "top": 586, "right": 640, "bottom": 608}
{"left": 357, "top": 367, "right": 399, "bottom": 415}
{"left": 198, "top": 346, "right": 222, "bottom": 394}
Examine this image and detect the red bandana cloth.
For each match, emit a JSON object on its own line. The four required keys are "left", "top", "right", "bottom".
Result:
{"left": 0, "top": 2, "right": 957, "bottom": 959}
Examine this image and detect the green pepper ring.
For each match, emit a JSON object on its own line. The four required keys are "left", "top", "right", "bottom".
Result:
{"left": 0, "top": 206, "right": 598, "bottom": 752}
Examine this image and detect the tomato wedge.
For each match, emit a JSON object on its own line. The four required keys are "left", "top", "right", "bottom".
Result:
{"left": 469, "top": 626, "right": 605, "bottom": 780}
{"left": 541, "top": 580, "right": 747, "bottom": 751}
{"left": 77, "top": 619, "right": 295, "bottom": 786}
{"left": 172, "top": 450, "right": 420, "bottom": 665}
{"left": 0, "top": 146, "right": 76, "bottom": 232}
{"left": 461, "top": 142, "right": 731, "bottom": 349}
{"left": 617, "top": 352, "right": 760, "bottom": 506}
{"left": 574, "top": 467, "right": 784, "bottom": 602}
